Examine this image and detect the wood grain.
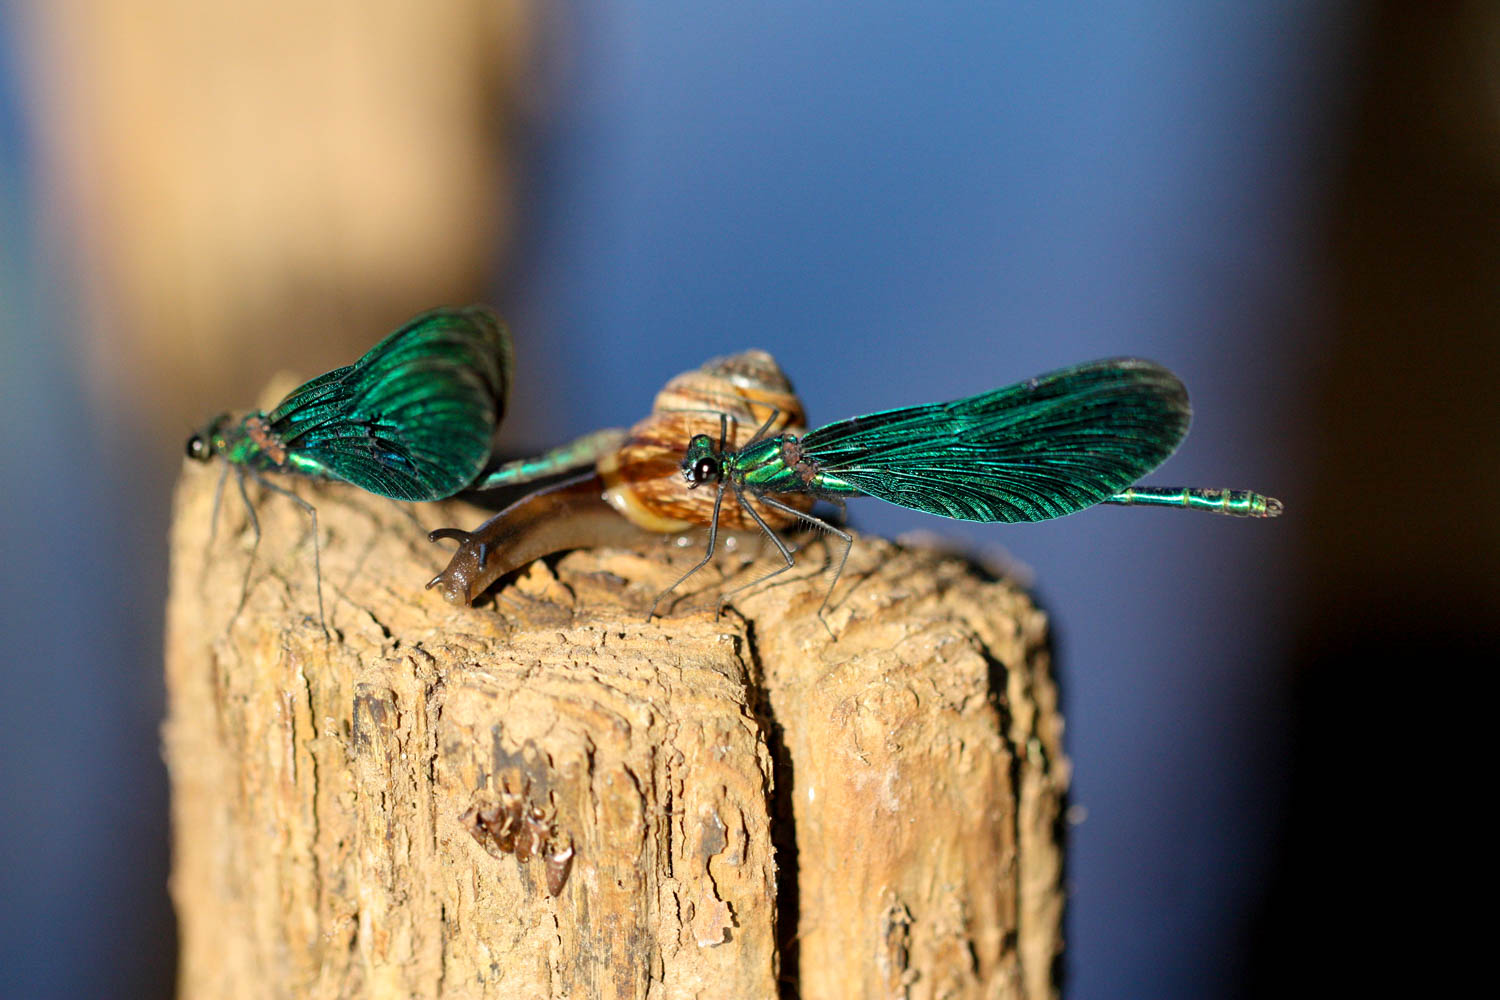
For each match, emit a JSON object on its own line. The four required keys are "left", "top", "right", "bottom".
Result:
{"left": 165, "top": 458, "right": 1066, "bottom": 999}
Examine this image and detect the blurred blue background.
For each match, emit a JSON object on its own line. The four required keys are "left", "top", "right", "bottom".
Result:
{"left": 3, "top": 2, "right": 1492, "bottom": 997}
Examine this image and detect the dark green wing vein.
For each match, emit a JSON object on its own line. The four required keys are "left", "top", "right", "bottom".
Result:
{"left": 801, "top": 358, "right": 1190, "bottom": 522}
{"left": 266, "top": 306, "right": 513, "bottom": 501}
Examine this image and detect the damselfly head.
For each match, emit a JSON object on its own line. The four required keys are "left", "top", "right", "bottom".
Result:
{"left": 185, "top": 413, "right": 231, "bottom": 461}
{"left": 681, "top": 434, "right": 721, "bottom": 488}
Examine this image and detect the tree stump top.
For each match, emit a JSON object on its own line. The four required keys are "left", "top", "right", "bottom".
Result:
{"left": 165, "top": 460, "right": 1067, "bottom": 999}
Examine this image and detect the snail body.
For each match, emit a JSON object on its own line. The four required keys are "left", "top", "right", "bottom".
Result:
{"left": 428, "top": 349, "right": 813, "bottom": 605}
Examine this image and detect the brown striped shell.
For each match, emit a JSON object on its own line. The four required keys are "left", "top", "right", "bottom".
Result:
{"left": 597, "top": 350, "right": 814, "bottom": 532}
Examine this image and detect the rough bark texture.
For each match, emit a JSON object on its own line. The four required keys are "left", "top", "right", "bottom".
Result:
{"left": 164, "top": 460, "right": 1068, "bottom": 1000}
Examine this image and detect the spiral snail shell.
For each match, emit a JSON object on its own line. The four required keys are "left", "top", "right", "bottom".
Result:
{"left": 427, "top": 349, "right": 812, "bottom": 605}
{"left": 598, "top": 349, "right": 811, "bottom": 533}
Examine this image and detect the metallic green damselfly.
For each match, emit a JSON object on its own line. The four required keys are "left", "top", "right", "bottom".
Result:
{"left": 654, "top": 357, "right": 1281, "bottom": 623}
{"left": 185, "top": 305, "right": 614, "bottom": 631}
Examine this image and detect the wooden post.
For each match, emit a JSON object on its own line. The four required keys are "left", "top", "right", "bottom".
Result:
{"left": 164, "top": 460, "right": 1067, "bottom": 1000}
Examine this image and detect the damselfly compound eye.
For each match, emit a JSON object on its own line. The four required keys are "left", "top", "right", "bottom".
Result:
{"left": 690, "top": 457, "right": 719, "bottom": 485}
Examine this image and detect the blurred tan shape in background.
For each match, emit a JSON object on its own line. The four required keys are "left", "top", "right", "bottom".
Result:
{"left": 20, "top": 0, "right": 533, "bottom": 439}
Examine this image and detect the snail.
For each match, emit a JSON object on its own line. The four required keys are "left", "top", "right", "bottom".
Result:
{"left": 426, "top": 350, "right": 812, "bottom": 606}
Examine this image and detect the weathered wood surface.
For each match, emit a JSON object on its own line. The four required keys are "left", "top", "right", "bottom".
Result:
{"left": 164, "top": 459, "right": 1067, "bottom": 999}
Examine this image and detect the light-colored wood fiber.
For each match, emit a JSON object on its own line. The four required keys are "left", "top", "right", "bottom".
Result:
{"left": 165, "top": 460, "right": 1067, "bottom": 999}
